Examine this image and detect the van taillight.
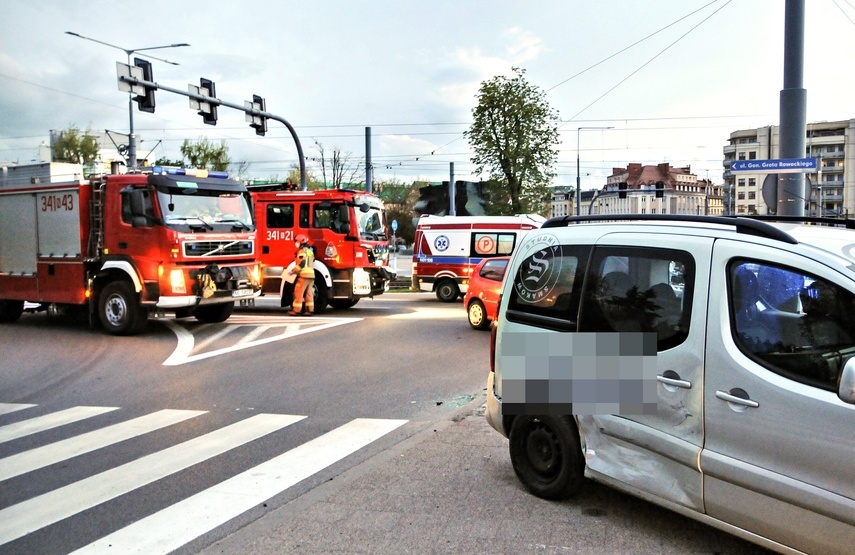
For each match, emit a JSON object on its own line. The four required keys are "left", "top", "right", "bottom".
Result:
{"left": 489, "top": 319, "right": 498, "bottom": 373}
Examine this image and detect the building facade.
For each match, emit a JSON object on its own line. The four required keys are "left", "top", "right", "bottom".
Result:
{"left": 594, "top": 163, "right": 723, "bottom": 216}
{"left": 722, "top": 119, "right": 855, "bottom": 217}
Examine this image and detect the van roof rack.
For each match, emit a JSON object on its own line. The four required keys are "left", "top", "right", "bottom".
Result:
{"left": 542, "top": 214, "right": 799, "bottom": 245}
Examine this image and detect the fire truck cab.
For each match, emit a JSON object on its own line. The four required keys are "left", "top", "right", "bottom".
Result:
{"left": 250, "top": 185, "right": 395, "bottom": 312}
{"left": 0, "top": 163, "right": 261, "bottom": 335}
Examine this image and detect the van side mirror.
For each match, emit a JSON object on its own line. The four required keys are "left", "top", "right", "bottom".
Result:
{"left": 839, "top": 358, "right": 855, "bottom": 404}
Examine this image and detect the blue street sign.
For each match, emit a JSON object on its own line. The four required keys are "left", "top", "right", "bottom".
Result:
{"left": 391, "top": 219, "right": 398, "bottom": 231}
{"left": 731, "top": 158, "right": 817, "bottom": 173}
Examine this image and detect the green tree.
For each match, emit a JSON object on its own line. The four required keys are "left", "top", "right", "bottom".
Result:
{"left": 179, "top": 137, "right": 230, "bottom": 171}
{"left": 464, "top": 67, "right": 559, "bottom": 215}
{"left": 53, "top": 126, "right": 99, "bottom": 165}
{"left": 373, "top": 178, "right": 420, "bottom": 247}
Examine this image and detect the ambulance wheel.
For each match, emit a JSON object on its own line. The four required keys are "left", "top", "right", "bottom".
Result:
{"left": 98, "top": 281, "right": 147, "bottom": 335}
{"left": 0, "top": 300, "right": 24, "bottom": 323}
{"left": 509, "top": 415, "right": 584, "bottom": 500}
{"left": 194, "top": 302, "right": 234, "bottom": 323}
{"left": 312, "top": 274, "right": 329, "bottom": 314}
{"left": 435, "top": 279, "right": 459, "bottom": 303}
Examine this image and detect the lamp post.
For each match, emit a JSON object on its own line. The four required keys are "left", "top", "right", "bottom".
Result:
{"left": 65, "top": 32, "right": 190, "bottom": 170}
{"left": 576, "top": 126, "right": 613, "bottom": 215}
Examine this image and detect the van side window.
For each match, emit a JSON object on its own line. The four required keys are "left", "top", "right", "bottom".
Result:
{"left": 728, "top": 260, "right": 855, "bottom": 392}
{"left": 579, "top": 247, "right": 695, "bottom": 351}
{"left": 472, "top": 233, "right": 516, "bottom": 256}
{"left": 266, "top": 204, "right": 294, "bottom": 228}
{"left": 506, "top": 245, "right": 589, "bottom": 330}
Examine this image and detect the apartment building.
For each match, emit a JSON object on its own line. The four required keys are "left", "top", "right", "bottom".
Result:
{"left": 722, "top": 119, "right": 855, "bottom": 216}
{"left": 593, "top": 163, "right": 723, "bottom": 216}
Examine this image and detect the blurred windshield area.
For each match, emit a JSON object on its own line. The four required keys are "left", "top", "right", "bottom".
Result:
{"left": 157, "top": 188, "right": 253, "bottom": 229}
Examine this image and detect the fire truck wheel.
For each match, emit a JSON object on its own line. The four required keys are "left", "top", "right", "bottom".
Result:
{"left": 330, "top": 298, "right": 359, "bottom": 310}
{"left": 0, "top": 300, "right": 25, "bottom": 323}
{"left": 194, "top": 302, "right": 235, "bottom": 323}
{"left": 312, "top": 274, "right": 329, "bottom": 314}
{"left": 98, "top": 282, "right": 147, "bottom": 335}
{"left": 435, "top": 279, "right": 460, "bottom": 303}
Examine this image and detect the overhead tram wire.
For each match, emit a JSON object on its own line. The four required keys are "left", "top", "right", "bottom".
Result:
{"left": 558, "top": 0, "right": 734, "bottom": 128}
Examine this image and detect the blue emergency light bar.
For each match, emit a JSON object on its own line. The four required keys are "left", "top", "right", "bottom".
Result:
{"left": 151, "top": 166, "right": 229, "bottom": 179}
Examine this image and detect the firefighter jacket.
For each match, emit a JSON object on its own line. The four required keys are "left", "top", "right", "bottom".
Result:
{"left": 295, "top": 245, "right": 315, "bottom": 277}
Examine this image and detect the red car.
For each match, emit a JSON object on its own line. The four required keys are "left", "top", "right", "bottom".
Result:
{"left": 464, "top": 257, "right": 510, "bottom": 330}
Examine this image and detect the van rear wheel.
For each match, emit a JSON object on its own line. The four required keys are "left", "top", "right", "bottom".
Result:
{"left": 435, "top": 279, "right": 459, "bottom": 302}
{"left": 509, "top": 415, "right": 584, "bottom": 500}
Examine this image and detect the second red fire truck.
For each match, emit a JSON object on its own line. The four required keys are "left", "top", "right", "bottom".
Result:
{"left": 249, "top": 184, "right": 395, "bottom": 312}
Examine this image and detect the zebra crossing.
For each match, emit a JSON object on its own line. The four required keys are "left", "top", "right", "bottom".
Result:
{"left": 0, "top": 402, "right": 407, "bottom": 554}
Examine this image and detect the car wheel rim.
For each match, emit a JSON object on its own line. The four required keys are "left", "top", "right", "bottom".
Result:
{"left": 105, "top": 295, "right": 126, "bottom": 326}
{"left": 469, "top": 303, "right": 484, "bottom": 325}
{"left": 526, "top": 424, "right": 560, "bottom": 477}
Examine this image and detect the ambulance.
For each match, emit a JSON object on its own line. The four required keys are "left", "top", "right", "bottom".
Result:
{"left": 411, "top": 214, "right": 544, "bottom": 301}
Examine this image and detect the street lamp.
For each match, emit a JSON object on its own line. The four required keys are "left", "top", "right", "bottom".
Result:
{"left": 65, "top": 32, "right": 190, "bottom": 170}
{"left": 576, "top": 126, "right": 613, "bottom": 215}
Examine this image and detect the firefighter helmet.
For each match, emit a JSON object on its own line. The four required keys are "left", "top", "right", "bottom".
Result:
{"left": 295, "top": 234, "right": 310, "bottom": 246}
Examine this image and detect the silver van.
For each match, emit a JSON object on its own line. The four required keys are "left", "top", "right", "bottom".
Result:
{"left": 486, "top": 215, "right": 855, "bottom": 555}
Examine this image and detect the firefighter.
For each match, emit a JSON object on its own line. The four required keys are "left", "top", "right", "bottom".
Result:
{"left": 288, "top": 234, "right": 315, "bottom": 316}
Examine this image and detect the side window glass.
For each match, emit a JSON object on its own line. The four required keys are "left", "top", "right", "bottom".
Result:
{"left": 299, "top": 204, "right": 310, "bottom": 228}
{"left": 580, "top": 247, "right": 695, "bottom": 351}
{"left": 507, "top": 245, "right": 588, "bottom": 329}
{"left": 266, "top": 204, "right": 294, "bottom": 228}
{"left": 480, "top": 259, "right": 509, "bottom": 281}
{"left": 121, "top": 189, "right": 154, "bottom": 224}
{"left": 472, "top": 233, "right": 516, "bottom": 257}
{"left": 728, "top": 260, "right": 855, "bottom": 391}
{"left": 313, "top": 204, "right": 332, "bottom": 229}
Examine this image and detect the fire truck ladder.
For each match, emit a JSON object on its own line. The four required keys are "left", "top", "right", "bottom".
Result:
{"left": 86, "top": 182, "right": 105, "bottom": 260}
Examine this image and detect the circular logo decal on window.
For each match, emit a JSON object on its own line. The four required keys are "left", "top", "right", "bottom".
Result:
{"left": 514, "top": 233, "right": 561, "bottom": 304}
{"left": 434, "top": 235, "right": 450, "bottom": 252}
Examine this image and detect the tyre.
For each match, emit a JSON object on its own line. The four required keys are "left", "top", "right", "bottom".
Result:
{"left": 329, "top": 298, "right": 360, "bottom": 310}
{"left": 194, "top": 302, "right": 234, "bottom": 323}
{"left": 467, "top": 299, "right": 489, "bottom": 330}
{"left": 508, "top": 415, "right": 584, "bottom": 500}
{"left": 312, "top": 272, "right": 329, "bottom": 314}
{"left": 280, "top": 282, "right": 295, "bottom": 309}
{"left": 0, "top": 300, "right": 25, "bottom": 323}
{"left": 98, "top": 282, "right": 147, "bottom": 335}
{"left": 435, "top": 279, "right": 460, "bottom": 303}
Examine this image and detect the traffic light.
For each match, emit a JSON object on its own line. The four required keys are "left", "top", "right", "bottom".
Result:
{"left": 655, "top": 181, "right": 665, "bottom": 198}
{"left": 133, "top": 58, "right": 155, "bottom": 113}
{"left": 618, "top": 182, "right": 627, "bottom": 199}
{"left": 199, "top": 78, "right": 217, "bottom": 125}
{"left": 246, "top": 95, "right": 267, "bottom": 136}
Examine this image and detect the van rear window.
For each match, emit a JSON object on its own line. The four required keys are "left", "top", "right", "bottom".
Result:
{"left": 507, "top": 245, "right": 589, "bottom": 328}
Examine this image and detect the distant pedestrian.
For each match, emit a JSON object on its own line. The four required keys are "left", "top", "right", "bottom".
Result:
{"left": 288, "top": 234, "right": 315, "bottom": 316}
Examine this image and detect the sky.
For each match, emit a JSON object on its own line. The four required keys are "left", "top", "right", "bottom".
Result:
{"left": 1, "top": 0, "right": 854, "bottom": 190}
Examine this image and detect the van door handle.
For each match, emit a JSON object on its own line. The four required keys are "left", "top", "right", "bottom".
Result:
{"left": 715, "top": 389, "right": 759, "bottom": 408}
{"left": 657, "top": 372, "right": 691, "bottom": 389}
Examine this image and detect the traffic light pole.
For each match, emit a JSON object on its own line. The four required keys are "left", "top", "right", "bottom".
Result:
{"left": 118, "top": 72, "right": 308, "bottom": 190}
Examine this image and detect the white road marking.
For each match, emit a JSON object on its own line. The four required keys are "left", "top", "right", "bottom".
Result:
{"left": 0, "top": 413, "right": 305, "bottom": 545}
{"left": 162, "top": 318, "right": 362, "bottom": 366}
{"left": 0, "top": 406, "right": 119, "bottom": 444}
{"left": 0, "top": 403, "right": 36, "bottom": 416}
{"left": 0, "top": 409, "right": 206, "bottom": 481}
{"left": 71, "top": 418, "right": 408, "bottom": 555}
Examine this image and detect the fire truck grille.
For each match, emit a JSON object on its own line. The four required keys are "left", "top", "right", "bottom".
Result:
{"left": 184, "top": 240, "right": 254, "bottom": 257}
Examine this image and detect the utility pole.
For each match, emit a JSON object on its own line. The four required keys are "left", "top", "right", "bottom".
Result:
{"left": 66, "top": 32, "right": 189, "bottom": 171}
{"left": 777, "top": 0, "right": 807, "bottom": 216}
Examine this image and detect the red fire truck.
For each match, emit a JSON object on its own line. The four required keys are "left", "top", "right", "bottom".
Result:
{"left": 0, "top": 163, "right": 261, "bottom": 335}
{"left": 249, "top": 184, "right": 395, "bottom": 312}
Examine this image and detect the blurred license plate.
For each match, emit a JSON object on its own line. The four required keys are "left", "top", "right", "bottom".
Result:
{"left": 232, "top": 289, "right": 253, "bottom": 298}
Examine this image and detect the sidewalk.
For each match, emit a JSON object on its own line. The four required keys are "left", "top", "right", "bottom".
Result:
{"left": 201, "top": 398, "right": 769, "bottom": 555}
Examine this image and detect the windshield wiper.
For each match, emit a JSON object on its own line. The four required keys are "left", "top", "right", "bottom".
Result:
{"left": 166, "top": 216, "right": 214, "bottom": 230}
{"left": 216, "top": 218, "right": 251, "bottom": 230}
